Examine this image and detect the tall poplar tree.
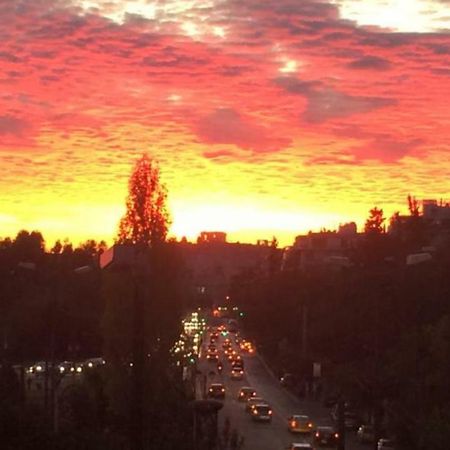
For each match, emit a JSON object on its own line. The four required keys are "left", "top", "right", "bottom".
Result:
{"left": 117, "top": 154, "right": 170, "bottom": 246}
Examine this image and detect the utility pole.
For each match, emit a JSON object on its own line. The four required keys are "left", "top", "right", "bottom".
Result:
{"left": 131, "top": 268, "right": 145, "bottom": 450}
{"left": 337, "top": 396, "right": 346, "bottom": 450}
{"left": 301, "top": 302, "right": 308, "bottom": 359}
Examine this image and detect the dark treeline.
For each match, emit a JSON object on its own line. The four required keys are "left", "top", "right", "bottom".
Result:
{"left": 0, "top": 230, "right": 193, "bottom": 450}
{"left": 231, "top": 203, "right": 450, "bottom": 450}
{"left": 0, "top": 231, "right": 104, "bottom": 363}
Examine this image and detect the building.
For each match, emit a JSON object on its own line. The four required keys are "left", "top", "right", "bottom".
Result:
{"left": 282, "top": 223, "right": 360, "bottom": 271}
{"left": 179, "top": 233, "right": 279, "bottom": 306}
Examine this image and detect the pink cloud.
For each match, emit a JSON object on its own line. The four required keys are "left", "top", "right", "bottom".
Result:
{"left": 196, "top": 108, "right": 291, "bottom": 153}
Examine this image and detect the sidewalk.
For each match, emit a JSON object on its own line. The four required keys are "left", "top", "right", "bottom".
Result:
{"left": 256, "top": 351, "right": 329, "bottom": 417}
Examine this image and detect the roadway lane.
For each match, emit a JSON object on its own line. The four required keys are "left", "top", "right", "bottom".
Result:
{"left": 199, "top": 331, "right": 368, "bottom": 450}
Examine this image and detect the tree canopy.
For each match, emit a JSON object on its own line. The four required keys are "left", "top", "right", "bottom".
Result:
{"left": 364, "top": 207, "right": 386, "bottom": 234}
{"left": 117, "top": 154, "right": 170, "bottom": 246}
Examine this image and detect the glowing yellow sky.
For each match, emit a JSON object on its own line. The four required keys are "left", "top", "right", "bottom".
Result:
{"left": 0, "top": 0, "right": 449, "bottom": 247}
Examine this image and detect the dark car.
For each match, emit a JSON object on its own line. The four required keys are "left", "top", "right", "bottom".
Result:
{"left": 280, "top": 373, "right": 296, "bottom": 387}
{"left": 313, "top": 426, "right": 339, "bottom": 447}
{"left": 238, "top": 386, "right": 256, "bottom": 401}
{"left": 377, "top": 438, "right": 396, "bottom": 450}
{"left": 251, "top": 403, "right": 273, "bottom": 422}
{"left": 207, "top": 383, "right": 225, "bottom": 399}
{"left": 357, "top": 425, "right": 374, "bottom": 443}
{"left": 323, "top": 394, "right": 338, "bottom": 408}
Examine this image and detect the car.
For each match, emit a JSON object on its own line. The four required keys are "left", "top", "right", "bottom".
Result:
{"left": 344, "top": 411, "right": 359, "bottom": 430}
{"left": 288, "top": 415, "right": 313, "bottom": 433}
{"left": 57, "top": 360, "right": 75, "bottom": 374}
{"left": 230, "top": 367, "right": 244, "bottom": 380}
{"left": 246, "top": 396, "right": 265, "bottom": 413}
{"left": 357, "top": 425, "right": 375, "bottom": 443}
{"left": 313, "top": 426, "right": 339, "bottom": 446}
{"left": 84, "top": 357, "right": 106, "bottom": 369}
{"left": 207, "top": 344, "right": 217, "bottom": 351}
{"left": 207, "top": 383, "right": 225, "bottom": 399}
{"left": 206, "top": 353, "right": 219, "bottom": 362}
{"left": 238, "top": 386, "right": 256, "bottom": 401}
{"left": 251, "top": 403, "right": 273, "bottom": 422}
{"left": 280, "top": 373, "right": 296, "bottom": 387}
{"left": 232, "top": 359, "right": 244, "bottom": 370}
{"left": 323, "top": 394, "right": 338, "bottom": 408}
{"left": 331, "top": 404, "right": 359, "bottom": 430}
{"left": 240, "top": 341, "right": 255, "bottom": 353}
{"left": 27, "top": 361, "right": 47, "bottom": 375}
{"left": 287, "top": 444, "right": 313, "bottom": 450}
{"left": 377, "top": 438, "right": 396, "bottom": 450}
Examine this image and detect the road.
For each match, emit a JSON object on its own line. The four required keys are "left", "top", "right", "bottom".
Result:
{"left": 198, "top": 332, "right": 368, "bottom": 450}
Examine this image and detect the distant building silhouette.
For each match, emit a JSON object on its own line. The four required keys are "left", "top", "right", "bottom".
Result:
{"left": 197, "top": 231, "right": 227, "bottom": 244}
{"left": 179, "top": 232, "right": 280, "bottom": 307}
{"left": 282, "top": 222, "right": 359, "bottom": 270}
{"left": 422, "top": 199, "right": 450, "bottom": 224}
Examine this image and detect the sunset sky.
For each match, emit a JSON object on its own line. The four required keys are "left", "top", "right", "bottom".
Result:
{"left": 1, "top": 0, "right": 449, "bottom": 247}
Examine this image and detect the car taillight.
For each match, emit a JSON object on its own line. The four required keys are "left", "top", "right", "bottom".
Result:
{"left": 291, "top": 421, "right": 296, "bottom": 427}
{"left": 334, "top": 433, "right": 339, "bottom": 438}
{"left": 308, "top": 423, "right": 312, "bottom": 428}
{"left": 268, "top": 410, "right": 272, "bottom": 415}
{"left": 253, "top": 409, "right": 257, "bottom": 414}
{"left": 221, "top": 388, "right": 225, "bottom": 392}
{"left": 315, "top": 432, "right": 320, "bottom": 437}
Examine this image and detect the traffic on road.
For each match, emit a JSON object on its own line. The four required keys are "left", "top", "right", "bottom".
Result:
{"left": 197, "top": 321, "right": 390, "bottom": 450}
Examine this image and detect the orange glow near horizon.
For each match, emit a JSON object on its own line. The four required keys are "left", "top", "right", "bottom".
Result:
{"left": 0, "top": 0, "right": 449, "bottom": 248}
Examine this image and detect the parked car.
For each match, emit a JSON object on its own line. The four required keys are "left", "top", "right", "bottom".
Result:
{"left": 377, "top": 438, "right": 396, "bottom": 450}
{"left": 331, "top": 403, "right": 359, "bottom": 429}
{"left": 27, "top": 361, "right": 46, "bottom": 375}
{"left": 357, "top": 425, "right": 375, "bottom": 443}
{"left": 323, "top": 394, "right": 338, "bottom": 408}
{"left": 280, "top": 373, "right": 296, "bottom": 387}
{"left": 84, "top": 357, "right": 106, "bottom": 368}
{"left": 344, "top": 411, "right": 359, "bottom": 430}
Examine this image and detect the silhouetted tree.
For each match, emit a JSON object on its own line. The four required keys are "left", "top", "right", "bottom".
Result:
{"left": 51, "top": 239, "right": 63, "bottom": 254}
{"left": 364, "top": 207, "right": 385, "bottom": 234}
{"left": 117, "top": 154, "right": 170, "bottom": 246}
{"left": 408, "top": 194, "right": 421, "bottom": 217}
